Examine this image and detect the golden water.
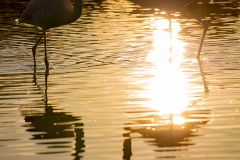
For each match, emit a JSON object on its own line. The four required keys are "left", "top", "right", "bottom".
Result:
{"left": 1, "top": 0, "right": 240, "bottom": 159}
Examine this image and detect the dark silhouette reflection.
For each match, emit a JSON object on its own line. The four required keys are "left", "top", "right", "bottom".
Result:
{"left": 123, "top": 110, "right": 211, "bottom": 159}
{"left": 123, "top": 59, "right": 211, "bottom": 159}
{"left": 21, "top": 66, "right": 85, "bottom": 159}
{"left": 123, "top": 124, "right": 132, "bottom": 160}
{"left": 198, "top": 59, "right": 209, "bottom": 95}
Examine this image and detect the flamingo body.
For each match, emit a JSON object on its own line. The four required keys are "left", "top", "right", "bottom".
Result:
{"left": 18, "top": 0, "right": 83, "bottom": 69}
{"left": 130, "top": 0, "right": 210, "bottom": 58}
{"left": 19, "top": 0, "right": 82, "bottom": 30}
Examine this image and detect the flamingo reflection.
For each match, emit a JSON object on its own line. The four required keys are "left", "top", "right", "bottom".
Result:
{"left": 122, "top": 19, "right": 211, "bottom": 159}
{"left": 123, "top": 59, "right": 211, "bottom": 159}
{"left": 21, "top": 66, "right": 85, "bottom": 159}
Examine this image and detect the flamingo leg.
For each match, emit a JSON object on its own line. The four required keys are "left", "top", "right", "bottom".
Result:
{"left": 180, "top": 7, "right": 208, "bottom": 59}
{"left": 32, "top": 31, "right": 44, "bottom": 67}
{"left": 43, "top": 30, "right": 49, "bottom": 76}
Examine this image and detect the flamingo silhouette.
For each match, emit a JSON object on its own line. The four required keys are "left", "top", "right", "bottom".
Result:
{"left": 129, "top": 0, "right": 211, "bottom": 58}
{"left": 18, "top": 0, "right": 83, "bottom": 68}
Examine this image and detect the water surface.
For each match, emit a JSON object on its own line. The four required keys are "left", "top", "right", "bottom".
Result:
{"left": 1, "top": 0, "right": 240, "bottom": 159}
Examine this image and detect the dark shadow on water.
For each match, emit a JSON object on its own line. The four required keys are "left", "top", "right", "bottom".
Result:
{"left": 122, "top": 110, "right": 211, "bottom": 159}
{"left": 21, "top": 66, "right": 85, "bottom": 159}
{"left": 122, "top": 59, "right": 211, "bottom": 160}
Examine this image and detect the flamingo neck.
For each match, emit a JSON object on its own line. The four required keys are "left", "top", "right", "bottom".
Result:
{"left": 68, "top": 0, "right": 83, "bottom": 24}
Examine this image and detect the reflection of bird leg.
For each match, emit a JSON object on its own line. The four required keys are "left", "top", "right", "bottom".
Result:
{"left": 197, "top": 59, "right": 209, "bottom": 94}
{"left": 44, "top": 67, "right": 48, "bottom": 107}
{"left": 32, "top": 57, "right": 49, "bottom": 107}
{"left": 123, "top": 124, "right": 132, "bottom": 160}
{"left": 180, "top": 7, "right": 208, "bottom": 59}
{"left": 72, "top": 123, "right": 85, "bottom": 159}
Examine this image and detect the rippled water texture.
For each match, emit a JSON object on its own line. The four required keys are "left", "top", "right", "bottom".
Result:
{"left": 1, "top": 0, "right": 240, "bottom": 159}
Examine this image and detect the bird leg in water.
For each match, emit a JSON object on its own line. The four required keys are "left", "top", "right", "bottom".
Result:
{"left": 180, "top": 7, "right": 208, "bottom": 59}
{"left": 43, "top": 30, "right": 49, "bottom": 76}
{"left": 32, "top": 31, "right": 44, "bottom": 67}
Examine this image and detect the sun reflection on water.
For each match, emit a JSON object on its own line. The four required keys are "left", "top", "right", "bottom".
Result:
{"left": 124, "top": 19, "right": 211, "bottom": 149}
{"left": 136, "top": 19, "right": 190, "bottom": 124}
{"left": 148, "top": 19, "right": 186, "bottom": 61}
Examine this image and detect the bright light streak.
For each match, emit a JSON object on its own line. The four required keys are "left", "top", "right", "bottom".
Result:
{"left": 134, "top": 19, "right": 190, "bottom": 124}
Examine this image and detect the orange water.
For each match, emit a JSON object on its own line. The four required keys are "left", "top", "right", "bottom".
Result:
{"left": 1, "top": 0, "right": 240, "bottom": 159}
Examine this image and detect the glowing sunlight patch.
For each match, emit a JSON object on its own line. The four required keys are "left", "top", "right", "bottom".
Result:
{"left": 173, "top": 115, "right": 185, "bottom": 125}
{"left": 132, "top": 18, "right": 192, "bottom": 122}
{"left": 147, "top": 19, "right": 186, "bottom": 62}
